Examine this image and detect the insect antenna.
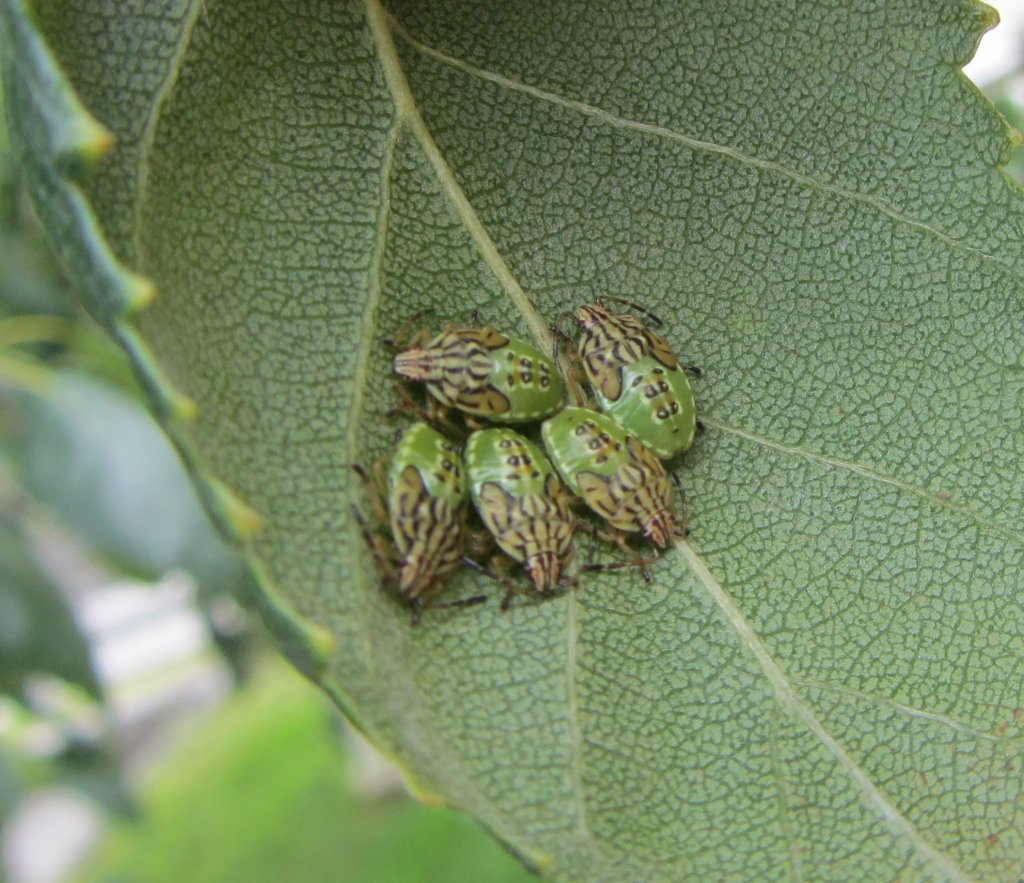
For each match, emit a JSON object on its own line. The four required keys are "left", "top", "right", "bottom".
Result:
{"left": 596, "top": 295, "right": 665, "bottom": 327}
{"left": 431, "top": 594, "right": 488, "bottom": 612}
{"left": 381, "top": 306, "right": 438, "bottom": 351}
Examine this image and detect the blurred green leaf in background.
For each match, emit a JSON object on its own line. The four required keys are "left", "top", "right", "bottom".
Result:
{"left": 0, "top": 515, "right": 97, "bottom": 699}
{"left": 82, "top": 662, "right": 536, "bottom": 883}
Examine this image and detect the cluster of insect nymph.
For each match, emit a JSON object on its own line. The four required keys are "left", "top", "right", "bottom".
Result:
{"left": 350, "top": 296, "right": 702, "bottom": 624}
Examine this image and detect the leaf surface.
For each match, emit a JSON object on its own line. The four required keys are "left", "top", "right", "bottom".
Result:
{"left": 0, "top": 515, "right": 99, "bottom": 699}
{"left": 3, "top": 0, "right": 1024, "bottom": 878}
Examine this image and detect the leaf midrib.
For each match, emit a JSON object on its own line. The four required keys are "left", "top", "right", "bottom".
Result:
{"left": 366, "top": 0, "right": 556, "bottom": 357}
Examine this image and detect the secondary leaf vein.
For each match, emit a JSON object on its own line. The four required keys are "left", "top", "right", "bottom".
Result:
{"left": 348, "top": 115, "right": 401, "bottom": 460}
{"left": 365, "top": 0, "right": 554, "bottom": 354}
{"left": 703, "top": 416, "right": 1024, "bottom": 545}
{"left": 564, "top": 590, "right": 590, "bottom": 838}
{"left": 392, "top": 18, "right": 1021, "bottom": 286}
{"left": 675, "top": 540, "right": 972, "bottom": 882}
{"left": 795, "top": 676, "right": 1024, "bottom": 749}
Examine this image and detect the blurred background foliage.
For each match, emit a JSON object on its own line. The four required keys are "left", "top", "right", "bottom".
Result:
{"left": 989, "top": 76, "right": 1024, "bottom": 182}
{"left": 0, "top": 74, "right": 533, "bottom": 883}
{"left": 0, "top": 30, "right": 1020, "bottom": 883}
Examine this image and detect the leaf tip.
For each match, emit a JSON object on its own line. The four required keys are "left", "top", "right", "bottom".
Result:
{"left": 520, "top": 846, "right": 556, "bottom": 874}
{"left": 244, "top": 559, "right": 333, "bottom": 680}
{"left": 125, "top": 275, "right": 157, "bottom": 315}
{"left": 399, "top": 769, "right": 448, "bottom": 806}
{"left": 308, "top": 621, "right": 336, "bottom": 658}
{"left": 170, "top": 389, "right": 198, "bottom": 423}
{"left": 976, "top": 1, "right": 1000, "bottom": 34}
{"left": 74, "top": 115, "right": 115, "bottom": 164}
{"left": 211, "top": 480, "right": 264, "bottom": 539}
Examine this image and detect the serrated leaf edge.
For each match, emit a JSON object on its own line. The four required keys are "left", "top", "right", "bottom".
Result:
{"left": 0, "top": 0, "right": 336, "bottom": 696}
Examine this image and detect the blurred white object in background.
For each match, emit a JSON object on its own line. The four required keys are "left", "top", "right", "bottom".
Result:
{"left": 965, "top": 0, "right": 1024, "bottom": 86}
{"left": 78, "top": 572, "right": 233, "bottom": 778}
{"left": 2, "top": 789, "right": 104, "bottom": 883}
{"left": 1, "top": 565, "right": 233, "bottom": 883}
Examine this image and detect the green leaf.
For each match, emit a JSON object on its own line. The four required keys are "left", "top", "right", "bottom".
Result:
{"left": 0, "top": 77, "right": 77, "bottom": 317}
{"left": 0, "top": 515, "right": 99, "bottom": 698}
{"left": 9, "top": 370, "right": 248, "bottom": 592}
{"left": 3, "top": 0, "right": 1024, "bottom": 879}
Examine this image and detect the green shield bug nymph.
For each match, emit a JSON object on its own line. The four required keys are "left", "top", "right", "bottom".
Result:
{"left": 350, "top": 422, "right": 485, "bottom": 623}
{"left": 592, "top": 355, "right": 696, "bottom": 459}
{"left": 464, "top": 428, "right": 576, "bottom": 602}
{"left": 541, "top": 406, "right": 683, "bottom": 548}
{"left": 561, "top": 300, "right": 699, "bottom": 458}
{"left": 569, "top": 301, "right": 680, "bottom": 402}
{"left": 392, "top": 324, "right": 565, "bottom": 423}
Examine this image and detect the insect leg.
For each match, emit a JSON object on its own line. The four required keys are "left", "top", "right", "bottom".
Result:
{"left": 385, "top": 382, "right": 466, "bottom": 440}
{"left": 349, "top": 503, "right": 398, "bottom": 586}
{"left": 572, "top": 517, "right": 602, "bottom": 566}
{"left": 553, "top": 309, "right": 581, "bottom": 343}
{"left": 574, "top": 518, "right": 655, "bottom": 581}
{"left": 549, "top": 333, "right": 592, "bottom": 409}
{"left": 429, "top": 594, "right": 488, "bottom": 612}
{"left": 349, "top": 464, "right": 388, "bottom": 523}
{"left": 579, "top": 555, "right": 657, "bottom": 577}
{"left": 382, "top": 309, "right": 437, "bottom": 351}
{"left": 384, "top": 377, "right": 433, "bottom": 422}
{"left": 411, "top": 576, "right": 488, "bottom": 623}
{"left": 598, "top": 527, "right": 656, "bottom": 582}
{"left": 669, "top": 471, "right": 691, "bottom": 538}
{"left": 462, "top": 554, "right": 530, "bottom": 611}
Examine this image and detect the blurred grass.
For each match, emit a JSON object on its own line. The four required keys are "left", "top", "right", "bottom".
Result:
{"left": 78, "top": 661, "right": 536, "bottom": 883}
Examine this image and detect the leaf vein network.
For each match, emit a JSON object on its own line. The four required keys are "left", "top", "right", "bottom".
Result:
{"left": 703, "top": 417, "right": 1024, "bottom": 546}
{"left": 370, "top": 9, "right": 983, "bottom": 875}
{"left": 675, "top": 542, "right": 971, "bottom": 881}
{"left": 391, "top": 15, "right": 1023, "bottom": 288}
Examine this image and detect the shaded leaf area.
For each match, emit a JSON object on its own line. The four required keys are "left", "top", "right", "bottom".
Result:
{"left": 0, "top": 515, "right": 98, "bottom": 698}
{"left": 9, "top": 371, "right": 248, "bottom": 591}
{"left": 4, "top": 0, "right": 1024, "bottom": 879}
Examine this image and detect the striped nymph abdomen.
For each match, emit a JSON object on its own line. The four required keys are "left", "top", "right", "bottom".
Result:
{"left": 541, "top": 407, "right": 677, "bottom": 548}
{"left": 575, "top": 303, "right": 679, "bottom": 402}
{"left": 387, "top": 423, "right": 468, "bottom": 599}
{"left": 466, "top": 428, "right": 575, "bottom": 591}
{"left": 394, "top": 325, "right": 565, "bottom": 422}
